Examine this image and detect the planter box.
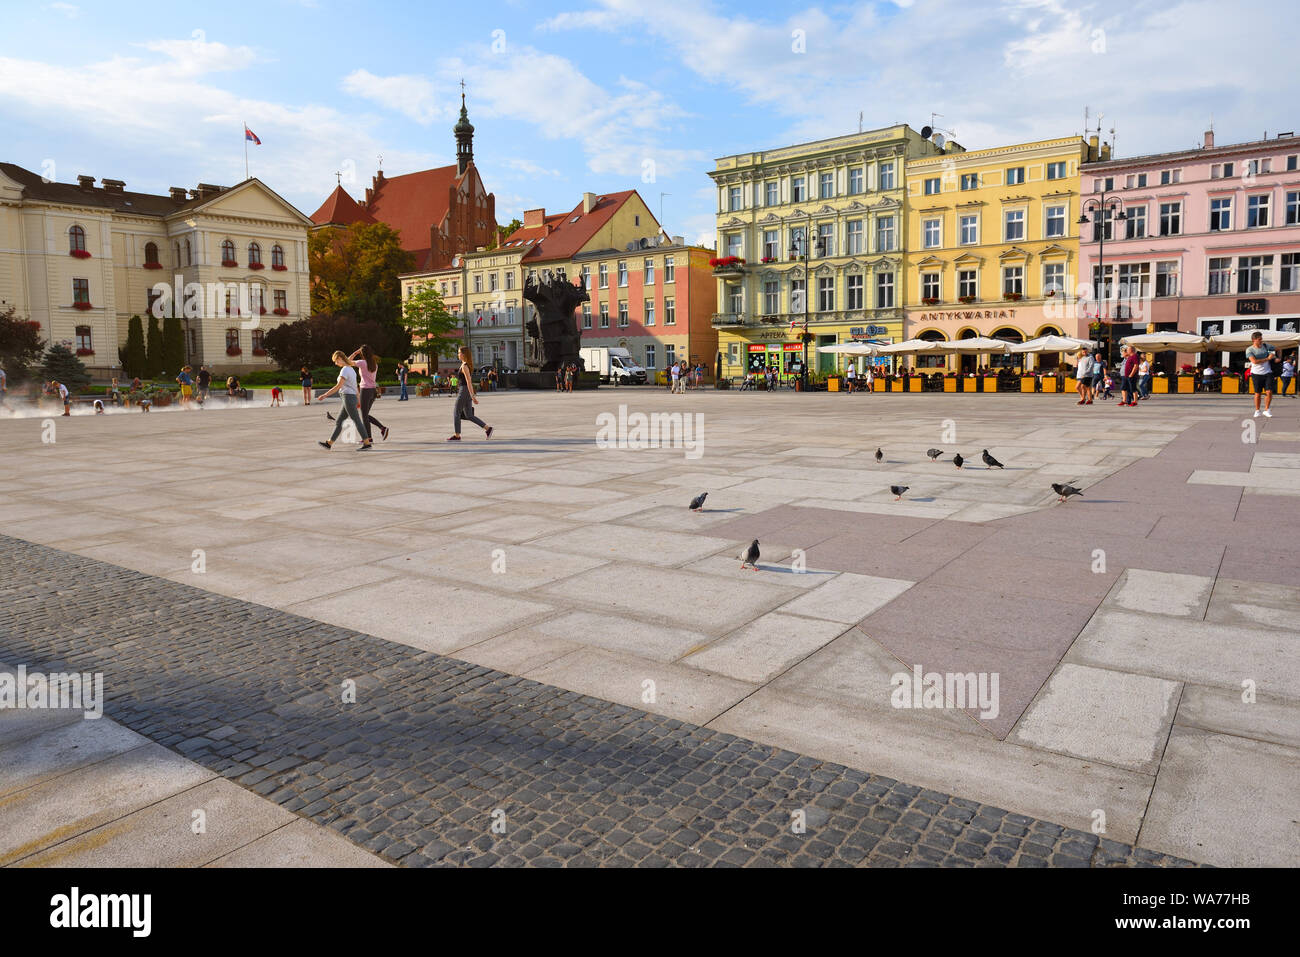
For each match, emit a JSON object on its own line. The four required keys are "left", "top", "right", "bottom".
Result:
{"left": 1062, "top": 377, "right": 1077, "bottom": 393}
{"left": 1177, "top": 376, "right": 1195, "bottom": 393}
{"left": 1020, "top": 378, "right": 1036, "bottom": 393}
{"left": 978, "top": 378, "right": 995, "bottom": 393}
{"left": 1221, "top": 377, "right": 1240, "bottom": 394}
{"left": 942, "top": 378, "right": 957, "bottom": 392}
{"left": 827, "top": 377, "right": 841, "bottom": 392}
{"left": 1042, "top": 377, "right": 1058, "bottom": 393}
{"left": 1153, "top": 377, "right": 1169, "bottom": 393}
{"left": 418, "top": 385, "right": 432, "bottom": 397}
{"left": 907, "top": 378, "right": 922, "bottom": 392}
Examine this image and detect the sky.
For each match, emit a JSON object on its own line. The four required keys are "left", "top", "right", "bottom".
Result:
{"left": 2, "top": 0, "right": 1295, "bottom": 247}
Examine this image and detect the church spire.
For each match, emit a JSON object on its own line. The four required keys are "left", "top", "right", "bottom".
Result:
{"left": 454, "top": 80, "right": 474, "bottom": 175}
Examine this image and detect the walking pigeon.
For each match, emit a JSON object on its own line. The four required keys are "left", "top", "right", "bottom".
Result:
{"left": 981, "top": 449, "right": 1004, "bottom": 469}
{"left": 325, "top": 411, "right": 335, "bottom": 421}
{"left": 875, "top": 447, "right": 884, "bottom": 463}
{"left": 1051, "top": 482, "right": 1083, "bottom": 503}
{"left": 741, "top": 539, "right": 760, "bottom": 570}
{"left": 926, "top": 448, "right": 943, "bottom": 461}
{"left": 953, "top": 453, "right": 964, "bottom": 469}
{"left": 688, "top": 492, "right": 708, "bottom": 511}
{"left": 890, "top": 485, "right": 909, "bottom": 501}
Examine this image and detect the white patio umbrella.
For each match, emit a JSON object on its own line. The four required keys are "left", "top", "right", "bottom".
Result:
{"left": 937, "top": 336, "right": 1012, "bottom": 355}
{"left": 1010, "top": 334, "right": 1098, "bottom": 354}
{"left": 1205, "top": 330, "right": 1300, "bottom": 351}
{"left": 875, "top": 338, "right": 950, "bottom": 354}
{"left": 815, "top": 341, "right": 881, "bottom": 355}
{"left": 1118, "top": 331, "right": 1208, "bottom": 352}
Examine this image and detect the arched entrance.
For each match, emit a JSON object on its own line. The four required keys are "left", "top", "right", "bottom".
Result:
{"left": 917, "top": 329, "right": 948, "bottom": 372}
{"left": 1035, "top": 325, "right": 1064, "bottom": 371}
{"left": 958, "top": 328, "right": 979, "bottom": 374}
{"left": 990, "top": 327, "right": 1023, "bottom": 370}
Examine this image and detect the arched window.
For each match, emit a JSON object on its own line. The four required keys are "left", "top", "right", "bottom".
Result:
{"left": 221, "top": 239, "right": 236, "bottom": 264}
{"left": 184, "top": 239, "right": 192, "bottom": 265}
{"left": 69, "top": 225, "right": 86, "bottom": 252}
{"left": 174, "top": 242, "right": 181, "bottom": 265}
{"left": 271, "top": 244, "right": 285, "bottom": 268}
{"left": 248, "top": 242, "right": 261, "bottom": 265}
{"left": 144, "top": 242, "right": 159, "bottom": 265}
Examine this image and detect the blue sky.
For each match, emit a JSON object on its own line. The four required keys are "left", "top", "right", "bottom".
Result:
{"left": 2, "top": 0, "right": 1295, "bottom": 245}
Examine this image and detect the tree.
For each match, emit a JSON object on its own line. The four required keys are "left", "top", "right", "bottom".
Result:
{"left": 263, "top": 314, "right": 412, "bottom": 373}
{"left": 40, "top": 344, "right": 91, "bottom": 391}
{"left": 0, "top": 306, "right": 45, "bottom": 383}
{"left": 162, "top": 314, "right": 186, "bottom": 372}
{"left": 402, "top": 283, "right": 461, "bottom": 370}
{"left": 309, "top": 222, "right": 415, "bottom": 324}
{"left": 145, "top": 314, "right": 163, "bottom": 377}
{"left": 124, "top": 314, "right": 146, "bottom": 378}
{"left": 487, "top": 218, "right": 522, "bottom": 250}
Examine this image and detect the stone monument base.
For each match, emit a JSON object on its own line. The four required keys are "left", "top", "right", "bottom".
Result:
{"left": 515, "top": 371, "right": 601, "bottom": 390}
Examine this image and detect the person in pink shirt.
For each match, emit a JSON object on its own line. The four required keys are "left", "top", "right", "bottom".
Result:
{"left": 348, "top": 344, "right": 389, "bottom": 441}
{"left": 1119, "top": 345, "right": 1140, "bottom": 407}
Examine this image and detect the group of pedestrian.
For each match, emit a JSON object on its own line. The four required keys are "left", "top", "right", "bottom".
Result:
{"left": 667, "top": 361, "right": 704, "bottom": 393}
{"left": 555, "top": 361, "right": 579, "bottom": 393}
{"left": 842, "top": 364, "right": 875, "bottom": 393}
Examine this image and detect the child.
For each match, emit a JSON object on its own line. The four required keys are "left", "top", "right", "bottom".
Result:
{"left": 270, "top": 385, "right": 283, "bottom": 406}
{"left": 140, "top": 397, "right": 151, "bottom": 412}
{"left": 1102, "top": 374, "right": 1114, "bottom": 400}
{"left": 93, "top": 399, "right": 105, "bottom": 414}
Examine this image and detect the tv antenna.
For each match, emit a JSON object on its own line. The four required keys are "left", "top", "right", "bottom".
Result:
{"left": 920, "top": 113, "right": 955, "bottom": 151}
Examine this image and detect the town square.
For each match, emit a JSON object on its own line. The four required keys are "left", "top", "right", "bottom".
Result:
{"left": 0, "top": 0, "right": 1292, "bottom": 933}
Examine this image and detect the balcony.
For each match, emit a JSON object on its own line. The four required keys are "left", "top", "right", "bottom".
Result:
{"left": 711, "top": 312, "right": 752, "bottom": 328}
{"left": 710, "top": 256, "right": 747, "bottom": 277}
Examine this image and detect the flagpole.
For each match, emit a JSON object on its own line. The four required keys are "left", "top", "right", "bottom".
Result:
{"left": 244, "top": 122, "right": 249, "bottom": 180}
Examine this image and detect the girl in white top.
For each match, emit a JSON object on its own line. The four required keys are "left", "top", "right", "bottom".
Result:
{"left": 317, "top": 351, "right": 372, "bottom": 451}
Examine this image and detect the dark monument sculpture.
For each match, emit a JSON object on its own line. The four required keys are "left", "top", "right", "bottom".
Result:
{"left": 522, "top": 269, "right": 589, "bottom": 373}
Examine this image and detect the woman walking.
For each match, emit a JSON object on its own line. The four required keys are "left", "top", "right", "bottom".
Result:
{"left": 317, "top": 351, "right": 372, "bottom": 451}
{"left": 349, "top": 344, "right": 390, "bottom": 441}
{"left": 300, "top": 366, "right": 313, "bottom": 405}
{"left": 448, "top": 346, "right": 493, "bottom": 441}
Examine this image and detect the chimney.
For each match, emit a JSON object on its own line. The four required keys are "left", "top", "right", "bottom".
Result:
{"left": 364, "top": 187, "right": 374, "bottom": 205}
{"left": 672, "top": 235, "right": 684, "bottom": 247}
{"left": 101, "top": 178, "right": 125, "bottom": 194}
{"left": 169, "top": 187, "right": 187, "bottom": 202}
{"left": 375, "top": 170, "right": 385, "bottom": 186}
{"left": 196, "top": 183, "right": 222, "bottom": 200}
{"left": 582, "top": 191, "right": 597, "bottom": 214}
{"left": 523, "top": 207, "right": 546, "bottom": 228}
{"left": 1203, "top": 130, "right": 1215, "bottom": 149}
{"left": 77, "top": 175, "right": 95, "bottom": 190}
{"left": 189, "top": 189, "right": 201, "bottom": 200}
{"left": 1087, "top": 135, "right": 1099, "bottom": 162}
{"left": 1100, "top": 143, "right": 1112, "bottom": 161}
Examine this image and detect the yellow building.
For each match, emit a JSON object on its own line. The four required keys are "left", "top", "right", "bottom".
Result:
{"left": 902, "top": 137, "right": 1103, "bottom": 371}
{"left": 707, "top": 125, "right": 946, "bottom": 379}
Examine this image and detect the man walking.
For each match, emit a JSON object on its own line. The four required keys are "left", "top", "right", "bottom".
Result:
{"left": 196, "top": 364, "right": 212, "bottom": 403}
{"left": 1281, "top": 353, "right": 1296, "bottom": 398}
{"left": 1075, "top": 349, "right": 1093, "bottom": 405}
{"left": 1246, "top": 331, "right": 1277, "bottom": 418}
{"left": 1119, "top": 345, "right": 1139, "bottom": 407}
{"left": 397, "top": 362, "right": 409, "bottom": 401}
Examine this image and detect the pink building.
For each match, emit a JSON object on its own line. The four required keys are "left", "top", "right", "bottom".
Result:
{"left": 1078, "top": 130, "right": 1300, "bottom": 372}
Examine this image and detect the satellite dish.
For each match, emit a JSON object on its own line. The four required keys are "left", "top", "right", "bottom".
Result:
{"left": 932, "top": 133, "right": 946, "bottom": 150}
{"left": 920, "top": 126, "right": 933, "bottom": 139}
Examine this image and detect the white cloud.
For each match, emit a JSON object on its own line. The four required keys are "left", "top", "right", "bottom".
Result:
{"left": 537, "top": 10, "right": 619, "bottom": 31}
{"left": 341, "top": 69, "right": 443, "bottom": 126}
{"left": 45, "top": 2, "right": 79, "bottom": 18}
{"left": 140, "top": 37, "right": 261, "bottom": 76}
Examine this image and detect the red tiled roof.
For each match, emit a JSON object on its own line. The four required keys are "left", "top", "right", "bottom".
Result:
{"left": 309, "top": 185, "right": 376, "bottom": 227}
{"left": 502, "top": 190, "right": 638, "bottom": 263}
{"left": 365, "top": 165, "right": 461, "bottom": 262}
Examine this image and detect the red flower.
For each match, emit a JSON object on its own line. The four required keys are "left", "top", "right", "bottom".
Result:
{"left": 226, "top": 346, "right": 242, "bottom": 356}
{"left": 248, "top": 261, "right": 265, "bottom": 270}
{"left": 73, "top": 301, "right": 93, "bottom": 310}
{"left": 76, "top": 348, "right": 95, "bottom": 356}
{"left": 69, "top": 249, "right": 92, "bottom": 259}
{"left": 252, "top": 348, "right": 267, "bottom": 356}
{"left": 922, "top": 297, "right": 939, "bottom": 306}
{"left": 271, "top": 264, "right": 287, "bottom": 271}
{"left": 221, "top": 259, "right": 239, "bottom": 267}
{"left": 272, "top": 307, "right": 289, "bottom": 316}
{"left": 259, "top": 306, "right": 267, "bottom": 314}
{"left": 143, "top": 261, "right": 163, "bottom": 269}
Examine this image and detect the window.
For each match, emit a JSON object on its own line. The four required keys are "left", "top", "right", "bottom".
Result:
{"left": 72, "top": 278, "right": 89, "bottom": 305}
{"left": 1045, "top": 205, "right": 1066, "bottom": 238}
{"left": 270, "top": 289, "right": 285, "bottom": 312}
{"left": 960, "top": 173, "right": 979, "bottom": 190}
{"left": 664, "top": 297, "right": 676, "bottom": 325}
{"left": 1004, "top": 209, "right": 1025, "bottom": 241}
{"left": 921, "top": 272, "right": 940, "bottom": 300}
{"left": 505, "top": 272, "right": 514, "bottom": 290}
{"left": 1207, "top": 257, "right": 1232, "bottom": 295}
{"left": 598, "top": 263, "right": 609, "bottom": 288}
{"left": 1125, "top": 173, "right": 1147, "bottom": 188}
{"left": 959, "top": 269, "right": 977, "bottom": 299}
{"left": 271, "top": 244, "right": 284, "bottom": 268}
{"left": 226, "top": 328, "right": 239, "bottom": 350}
{"left": 848, "top": 168, "right": 864, "bottom": 195}
{"left": 1210, "top": 197, "right": 1232, "bottom": 231}
{"left": 819, "top": 172, "right": 834, "bottom": 199}
{"left": 581, "top": 266, "right": 591, "bottom": 289}
{"left": 1237, "top": 254, "right": 1272, "bottom": 293}
{"left": 644, "top": 299, "right": 655, "bottom": 325}
{"left": 248, "top": 242, "right": 261, "bottom": 265}
{"left": 818, "top": 276, "right": 834, "bottom": 311}
{"left": 1160, "top": 169, "right": 1181, "bottom": 185}
{"left": 75, "top": 325, "right": 92, "bottom": 351}
{"left": 791, "top": 176, "right": 806, "bottom": 202}
{"left": 221, "top": 239, "right": 236, "bottom": 262}
{"left": 1091, "top": 264, "right": 1114, "bottom": 300}
{"left": 644, "top": 259, "right": 655, "bottom": 284}
{"left": 763, "top": 281, "right": 779, "bottom": 315}
{"left": 1090, "top": 207, "right": 1115, "bottom": 242}
{"left": 1046, "top": 162, "right": 1067, "bottom": 180}
{"left": 489, "top": 272, "right": 498, "bottom": 291}
{"left": 1282, "top": 253, "right": 1300, "bottom": 292}
{"left": 664, "top": 256, "right": 675, "bottom": 282}
{"left": 879, "top": 162, "right": 895, "bottom": 190}
{"left": 846, "top": 274, "right": 863, "bottom": 310}
{"left": 1247, "top": 194, "right": 1270, "bottom": 228}
{"left": 69, "top": 224, "right": 86, "bottom": 253}
{"left": 174, "top": 242, "right": 181, "bottom": 265}
{"left": 251, "top": 329, "right": 264, "bottom": 352}
{"left": 726, "top": 234, "right": 743, "bottom": 258}
{"left": 1289, "top": 156, "right": 1299, "bottom": 172}
{"left": 959, "top": 214, "right": 978, "bottom": 245}
{"left": 728, "top": 285, "right": 742, "bottom": 313}
{"left": 922, "top": 218, "right": 941, "bottom": 249}
{"left": 618, "top": 301, "right": 629, "bottom": 326}
{"left": 1125, "top": 206, "right": 1146, "bottom": 239}
{"left": 581, "top": 305, "right": 592, "bottom": 329}
{"left": 847, "top": 220, "right": 864, "bottom": 254}
{"left": 1118, "top": 263, "right": 1150, "bottom": 299}
{"left": 1043, "top": 262, "right": 1065, "bottom": 296}
{"left": 818, "top": 222, "right": 835, "bottom": 257}
{"left": 614, "top": 261, "right": 627, "bottom": 286}
{"left": 1006, "top": 167, "right": 1025, "bottom": 186}
{"left": 875, "top": 272, "right": 895, "bottom": 308}
{"left": 645, "top": 345, "right": 656, "bottom": 369}
{"left": 473, "top": 274, "right": 483, "bottom": 293}
{"left": 1159, "top": 201, "right": 1182, "bottom": 236}
{"left": 790, "top": 225, "right": 806, "bottom": 257}
{"left": 1288, "top": 191, "right": 1300, "bottom": 225}
{"left": 876, "top": 216, "right": 896, "bottom": 252}
{"left": 763, "top": 229, "right": 780, "bottom": 260}
{"left": 665, "top": 344, "right": 676, "bottom": 367}
{"left": 1002, "top": 265, "right": 1024, "bottom": 296}
{"left": 765, "top": 181, "right": 778, "bottom": 206}
{"left": 1211, "top": 162, "right": 1235, "bottom": 179}
{"left": 923, "top": 177, "right": 941, "bottom": 195}
{"left": 185, "top": 239, "right": 192, "bottom": 265}
{"left": 144, "top": 242, "right": 159, "bottom": 265}
{"left": 790, "top": 278, "right": 806, "bottom": 313}
{"left": 634, "top": 215, "right": 640, "bottom": 226}
{"left": 728, "top": 186, "right": 742, "bottom": 211}
{"left": 1155, "top": 262, "right": 1179, "bottom": 297}
{"left": 599, "top": 304, "right": 609, "bottom": 328}
{"left": 1093, "top": 176, "right": 1114, "bottom": 192}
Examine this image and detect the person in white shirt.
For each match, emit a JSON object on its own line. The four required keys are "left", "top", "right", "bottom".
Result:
{"left": 1075, "top": 351, "right": 1094, "bottom": 405}
{"left": 1281, "top": 355, "right": 1296, "bottom": 398}
{"left": 316, "top": 351, "right": 373, "bottom": 450}
{"left": 1245, "top": 332, "right": 1277, "bottom": 417}
{"left": 845, "top": 364, "right": 857, "bottom": 393}
{"left": 863, "top": 365, "right": 874, "bottom": 393}
{"left": 51, "top": 380, "right": 70, "bottom": 416}
{"left": 1137, "top": 356, "right": 1152, "bottom": 400}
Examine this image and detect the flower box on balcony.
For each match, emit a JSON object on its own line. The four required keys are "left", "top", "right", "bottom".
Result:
{"left": 248, "top": 262, "right": 265, "bottom": 270}
{"left": 958, "top": 295, "right": 977, "bottom": 304}
{"left": 709, "top": 256, "right": 746, "bottom": 273}
{"left": 70, "top": 249, "right": 92, "bottom": 259}
{"left": 72, "top": 301, "right": 93, "bottom": 310}
{"left": 221, "top": 259, "right": 239, "bottom": 267}
{"left": 75, "top": 348, "right": 94, "bottom": 357}
{"left": 143, "top": 261, "right": 163, "bottom": 270}
{"left": 1045, "top": 290, "right": 1057, "bottom": 298}
{"left": 922, "top": 298, "right": 940, "bottom": 306}
{"left": 272, "top": 307, "right": 289, "bottom": 316}
{"left": 759, "top": 257, "right": 777, "bottom": 264}
{"left": 1004, "top": 293, "right": 1023, "bottom": 302}
{"left": 252, "top": 348, "right": 267, "bottom": 357}
{"left": 271, "top": 263, "right": 287, "bottom": 271}
{"left": 226, "top": 346, "right": 242, "bottom": 357}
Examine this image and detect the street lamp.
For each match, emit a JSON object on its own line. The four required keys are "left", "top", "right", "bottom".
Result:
{"left": 789, "top": 222, "right": 826, "bottom": 392}
{"left": 1079, "top": 193, "right": 1126, "bottom": 365}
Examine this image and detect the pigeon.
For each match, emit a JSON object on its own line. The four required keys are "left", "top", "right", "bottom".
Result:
{"left": 1052, "top": 482, "right": 1083, "bottom": 503}
{"left": 953, "top": 453, "right": 964, "bottom": 469}
{"left": 890, "top": 485, "right": 909, "bottom": 501}
{"left": 875, "top": 447, "right": 884, "bottom": 464}
{"left": 981, "top": 449, "right": 1004, "bottom": 469}
{"left": 325, "top": 410, "right": 335, "bottom": 421}
{"left": 688, "top": 492, "right": 708, "bottom": 511}
{"left": 741, "top": 539, "right": 760, "bottom": 570}
{"left": 926, "top": 448, "right": 944, "bottom": 461}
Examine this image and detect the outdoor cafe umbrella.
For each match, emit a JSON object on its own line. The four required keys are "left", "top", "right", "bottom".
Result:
{"left": 875, "top": 338, "right": 949, "bottom": 354}
{"left": 935, "top": 336, "right": 1012, "bottom": 355}
{"left": 1009, "top": 334, "right": 1098, "bottom": 354}
{"left": 1118, "top": 331, "right": 1208, "bottom": 352}
{"left": 1204, "top": 329, "right": 1300, "bottom": 351}
{"left": 815, "top": 342, "right": 881, "bottom": 355}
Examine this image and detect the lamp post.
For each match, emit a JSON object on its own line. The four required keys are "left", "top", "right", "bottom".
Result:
{"left": 789, "top": 221, "right": 826, "bottom": 392}
{"left": 1079, "top": 193, "right": 1126, "bottom": 365}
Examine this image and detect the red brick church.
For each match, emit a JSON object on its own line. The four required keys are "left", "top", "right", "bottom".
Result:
{"left": 310, "top": 93, "right": 497, "bottom": 270}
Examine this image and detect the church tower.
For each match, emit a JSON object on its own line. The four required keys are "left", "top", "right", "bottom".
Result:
{"left": 454, "top": 90, "right": 474, "bottom": 174}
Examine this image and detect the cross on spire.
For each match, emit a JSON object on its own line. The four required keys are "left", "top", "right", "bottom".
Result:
{"left": 335, "top": 171, "right": 342, "bottom": 186}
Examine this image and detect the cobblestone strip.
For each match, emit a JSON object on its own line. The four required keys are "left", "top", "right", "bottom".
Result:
{"left": 0, "top": 535, "right": 1201, "bottom": 868}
